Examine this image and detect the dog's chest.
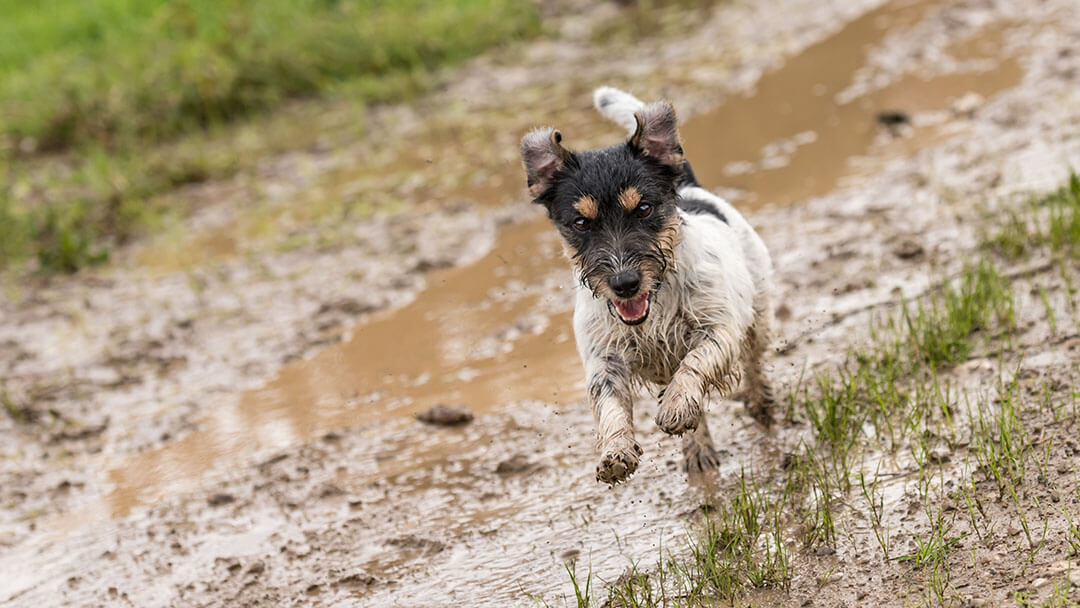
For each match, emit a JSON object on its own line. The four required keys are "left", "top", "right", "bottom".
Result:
{"left": 623, "top": 298, "right": 704, "bottom": 385}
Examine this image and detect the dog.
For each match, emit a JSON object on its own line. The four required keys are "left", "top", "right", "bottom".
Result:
{"left": 520, "top": 87, "right": 776, "bottom": 484}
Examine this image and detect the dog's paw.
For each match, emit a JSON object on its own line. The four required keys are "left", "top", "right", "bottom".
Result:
{"left": 655, "top": 386, "right": 702, "bottom": 436}
{"left": 746, "top": 398, "right": 775, "bottom": 429}
{"left": 683, "top": 442, "right": 723, "bottom": 474}
{"left": 596, "top": 442, "right": 643, "bottom": 485}
{"left": 732, "top": 386, "right": 776, "bottom": 429}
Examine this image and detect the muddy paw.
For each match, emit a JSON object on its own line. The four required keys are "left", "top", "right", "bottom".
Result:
{"left": 655, "top": 390, "right": 701, "bottom": 436}
{"left": 683, "top": 443, "right": 722, "bottom": 473}
{"left": 596, "top": 443, "right": 643, "bottom": 485}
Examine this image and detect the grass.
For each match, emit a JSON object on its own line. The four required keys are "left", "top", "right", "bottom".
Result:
{"left": 793, "top": 255, "right": 1017, "bottom": 487}
{"left": 594, "top": 472, "right": 790, "bottom": 606}
{"left": 892, "top": 494, "right": 967, "bottom": 606}
{"left": 902, "top": 258, "right": 1015, "bottom": 368}
{"left": 985, "top": 172, "right": 1080, "bottom": 261}
{"left": 561, "top": 262, "right": 1011, "bottom": 604}
{"left": 0, "top": 0, "right": 539, "bottom": 154}
{"left": 0, "top": 0, "right": 540, "bottom": 273}
{"left": 554, "top": 175, "right": 1080, "bottom": 606}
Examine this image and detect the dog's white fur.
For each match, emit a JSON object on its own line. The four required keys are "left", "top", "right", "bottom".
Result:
{"left": 578, "top": 87, "right": 775, "bottom": 483}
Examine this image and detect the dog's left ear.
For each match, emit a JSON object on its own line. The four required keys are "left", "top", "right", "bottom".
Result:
{"left": 521, "top": 127, "right": 571, "bottom": 199}
{"left": 629, "top": 102, "right": 684, "bottom": 167}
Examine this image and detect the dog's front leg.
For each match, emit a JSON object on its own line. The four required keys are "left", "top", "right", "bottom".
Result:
{"left": 584, "top": 353, "right": 642, "bottom": 484}
{"left": 655, "top": 329, "right": 742, "bottom": 436}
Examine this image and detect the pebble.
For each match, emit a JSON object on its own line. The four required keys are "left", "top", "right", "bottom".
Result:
{"left": 416, "top": 404, "right": 474, "bottom": 426}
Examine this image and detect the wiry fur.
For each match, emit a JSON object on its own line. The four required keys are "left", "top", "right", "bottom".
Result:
{"left": 522, "top": 87, "right": 776, "bottom": 485}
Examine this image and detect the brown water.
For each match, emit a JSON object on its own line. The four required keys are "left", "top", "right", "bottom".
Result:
{"left": 684, "top": 0, "right": 1023, "bottom": 205}
{"left": 81, "top": 0, "right": 1027, "bottom": 524}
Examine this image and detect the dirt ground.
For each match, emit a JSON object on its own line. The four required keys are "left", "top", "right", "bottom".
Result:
{"left": 3, "top": 0, "right": 1080, "bottom": 606}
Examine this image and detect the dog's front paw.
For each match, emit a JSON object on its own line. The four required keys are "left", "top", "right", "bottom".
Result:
{"left": 655, "top": 385, "right": 702, "bottom": 436}
{"left": 596, "top": 442, "right": 643, "bottom": 485}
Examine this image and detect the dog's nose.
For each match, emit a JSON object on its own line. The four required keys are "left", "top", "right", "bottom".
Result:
{"left": 608, "top": 270, "right": 642, "bottom": 298}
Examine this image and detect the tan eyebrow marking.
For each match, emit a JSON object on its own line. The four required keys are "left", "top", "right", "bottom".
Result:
{"left": 573, "top": 194, "right": 598, "bottom": 219}
{"left": 618, "top": 186, "right": 642, "bottom": 211}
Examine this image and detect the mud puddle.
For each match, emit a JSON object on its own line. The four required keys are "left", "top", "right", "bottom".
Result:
{"left": 104, "top": 218, "right": 584, "bottom": 517}
{"left": 6, "top": 0, "right": 1042, "bottom": 604}
{"left": 684, "top": 0, "right": 1023, "bottom": 205}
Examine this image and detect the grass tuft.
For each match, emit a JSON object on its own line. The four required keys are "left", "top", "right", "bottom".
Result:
{"left": 600, "top": 472, "right": 789, "bottom": 606}
{"left": 986, "top": 171, "right": 1080, "bottom": 260}
{"left": 902, "top": 259, "right": 1015, "bottom": 368}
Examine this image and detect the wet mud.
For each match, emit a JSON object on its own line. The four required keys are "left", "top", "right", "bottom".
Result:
{"left": 3, "top": 0, "right": 1080, "bottom": 605}
{"left": 89, "top": 0, "right": 1030, "bottom": 528}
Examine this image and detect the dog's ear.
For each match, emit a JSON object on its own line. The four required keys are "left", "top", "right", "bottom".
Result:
{"left": 521, "top": 127, "right": 570, "bottom": 199}
{"left": 629, "top": 102, "right": 683, "bottom": 167}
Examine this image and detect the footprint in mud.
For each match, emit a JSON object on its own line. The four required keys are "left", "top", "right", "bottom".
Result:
{"left": 334, "top": 572, "right": 377, "bottom": 589}
{"left": 387, "top": 535, "right": 447, "bottom": 557}
{"left": 494, "top": 454, "right": 544, "bottom": 475}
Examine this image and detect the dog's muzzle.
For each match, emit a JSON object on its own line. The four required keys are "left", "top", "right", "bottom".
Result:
{"left": 609, "top": 291, "right": 651, "bottom": 325}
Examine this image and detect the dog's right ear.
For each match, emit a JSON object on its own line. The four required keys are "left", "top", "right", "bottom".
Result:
{"left": 521, "top": 127, "right": 570, "bottom": 199}
{"left": 629, "top": 102, "right": 683, "bottom": 167}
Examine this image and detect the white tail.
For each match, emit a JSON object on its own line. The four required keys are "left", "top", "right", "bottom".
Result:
{"left": 592, "top": 86, "right": 645, "bottom": 135}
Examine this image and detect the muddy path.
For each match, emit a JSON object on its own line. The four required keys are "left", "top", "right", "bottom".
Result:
{"left": 3, "top": 0, "right": 1080, "bottom": 605}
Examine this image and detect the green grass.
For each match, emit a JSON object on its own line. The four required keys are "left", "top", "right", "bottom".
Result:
{"left": 902, "top": 259, "right": 1015, "bottom": 368}
{"left": 0, "top": 0, "right": 540, "bottom": 273}
{"left": 986, "top": 172, "right": 1080, "bottom": 261}
{"left": 594, "top": 472, "right": 790, "bottom": 606}
{"left": 0, "top": 0, "right": 539, "bottom": 153}
{"left": 794, "top": 256, "right": 1017, "bottom": 479}
{"left": 892, "top": 500, "right": 967, "bottom": 605}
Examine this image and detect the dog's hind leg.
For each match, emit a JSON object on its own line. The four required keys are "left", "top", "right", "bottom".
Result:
{"left": 739, "top": 314, "right": 776, "bottom": 429}
{"left": 585, "top": 354, "right": 642, "bottom": 485}
{"left": 682, "top": 415, "right": 722, "bottom": 473}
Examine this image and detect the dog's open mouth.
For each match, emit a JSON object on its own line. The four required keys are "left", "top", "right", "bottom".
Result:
{"left": 610, "top": 292, "right": 651, "bottom": 325}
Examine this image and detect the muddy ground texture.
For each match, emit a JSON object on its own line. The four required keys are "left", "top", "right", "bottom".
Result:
{"left": 4, "top": 0, "right": 1080, "bottom": 606}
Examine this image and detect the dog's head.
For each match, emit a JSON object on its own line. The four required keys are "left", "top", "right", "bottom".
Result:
{"left": 521, "top": 102, "right": 684, "bottom": 326}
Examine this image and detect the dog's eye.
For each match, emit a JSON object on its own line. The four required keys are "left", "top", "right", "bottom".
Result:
{"left": 572, "top": 217, "right": 592, "bottom": 231}
{"left": 633, "top": 203, "right": 653, "bottom": 218}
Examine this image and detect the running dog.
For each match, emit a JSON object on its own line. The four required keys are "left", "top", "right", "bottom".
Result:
{"left": 520, "top": 87, "right": 775, "bottom": 484}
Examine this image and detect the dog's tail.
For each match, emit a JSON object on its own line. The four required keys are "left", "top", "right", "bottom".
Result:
{"left": 593, "top": 86, "right": 701, "bottom": 188}
{"left": 593, "top": 86, "right": 645, "bottom": 135}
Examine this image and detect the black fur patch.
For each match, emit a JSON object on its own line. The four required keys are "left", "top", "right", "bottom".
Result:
{"left": 671, "top": 159, "right": 726, "bottom": 223}
{"left": 676, "top": 195, "right": 727, "bottom": 224}
{"left": 675, "top": 160, "right": 700, "bottom": 189}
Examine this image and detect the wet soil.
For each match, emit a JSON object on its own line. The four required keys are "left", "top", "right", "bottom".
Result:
{"left": 3, "top": 0, "right": 1080, "bottom": 605}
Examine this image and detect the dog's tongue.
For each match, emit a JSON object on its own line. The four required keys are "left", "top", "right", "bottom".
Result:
{"left": 613, "top": 292, "right": 649, "bottom": 321}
